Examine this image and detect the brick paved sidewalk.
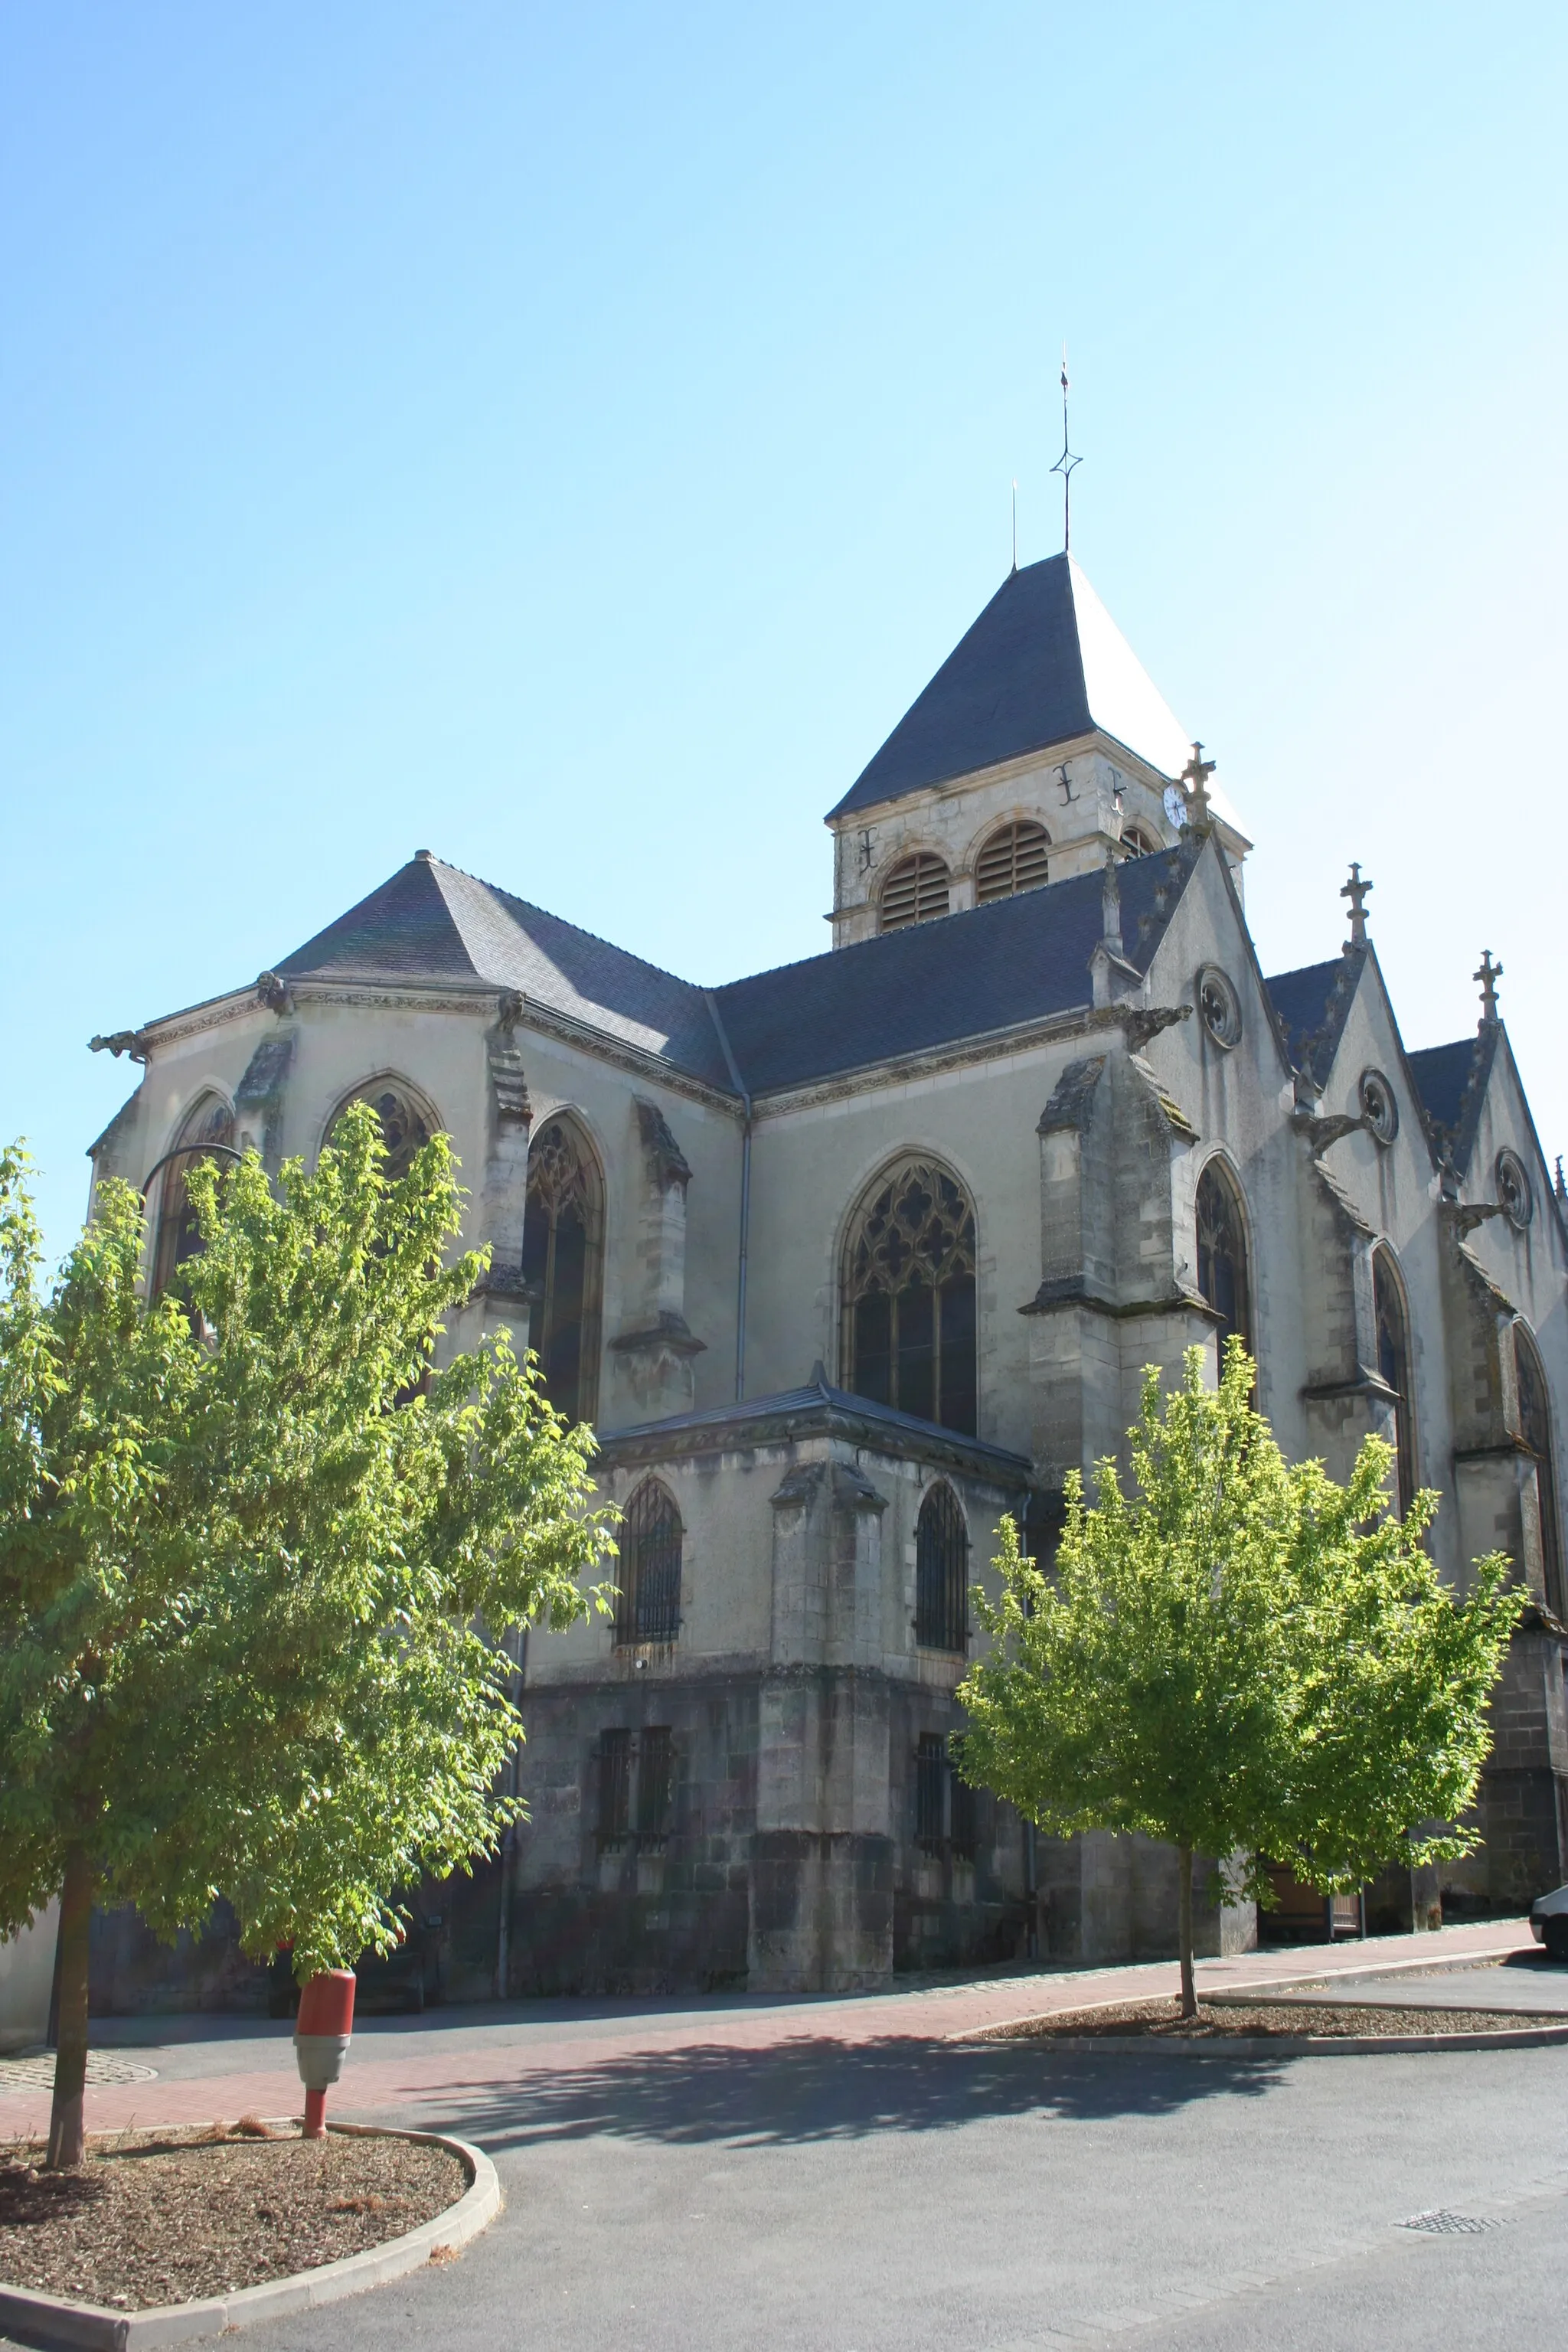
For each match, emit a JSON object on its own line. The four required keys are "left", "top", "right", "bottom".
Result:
{"left": 0, "top": 1916, "right": 1534, "bottom": 2142}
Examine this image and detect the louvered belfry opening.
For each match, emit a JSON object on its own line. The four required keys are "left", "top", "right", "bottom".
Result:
{"left": 975, "top": 818, "right": 1050, "bottom": 903}
{"left": 879, "top": 852, "right": 951, "bottom": 932}
{"left": 842, "top": 1157, "right": 978, "bottom": 1433}
{"left": 616, "top": 1478, "right": 684, "bottom": 1645}
{"left": 915, "top": 1481, "right": 969, "bottom": 1652}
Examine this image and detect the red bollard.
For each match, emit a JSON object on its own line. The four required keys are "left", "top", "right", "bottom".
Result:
{"left": 294, "top": 1969, "right": 356, "bottom": 2138}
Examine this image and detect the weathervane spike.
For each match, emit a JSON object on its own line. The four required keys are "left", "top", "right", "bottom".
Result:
{"left": 1050, "top": 343, "right": 1081, "bottom": 554}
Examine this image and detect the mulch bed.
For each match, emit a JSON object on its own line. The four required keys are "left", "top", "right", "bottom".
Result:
{"left": 991, "top": 1998, "right": 1554, "bottom": 2041}
{"left": 0, "top": 2121, "right": 467, "bottom": 2312}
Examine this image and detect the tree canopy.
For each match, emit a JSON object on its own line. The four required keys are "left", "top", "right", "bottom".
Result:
{"left": 957, "top": 1341, "right": 1522, "bottom": 2012}
{"left": 0, "top": 1106, "right": 615, "bottom": 2161}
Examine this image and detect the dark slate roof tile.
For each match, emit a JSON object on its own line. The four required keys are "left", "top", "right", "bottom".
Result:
{"left": 1264, "top": 956, "right": 1357, "bottom": 1085}
{"left": 1409, "top": 1029, "right": 1497, "bottom": 1174}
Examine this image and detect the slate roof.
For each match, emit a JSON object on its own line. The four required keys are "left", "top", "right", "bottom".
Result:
{"left": 275, "top": 844, "right": 1196, "bottom": 1101}
{"left": 828, "top": 553, "right": 1243, "bottom": 825}
{"left": 1264, "top": 955, "right": 1358, "bottom": 1086}
{"left": 596, "top": 1367, "right": 1033, "bottom": 1484}
{"left": 1409, "top": 1028, "right": 1497, "bottom": 1173}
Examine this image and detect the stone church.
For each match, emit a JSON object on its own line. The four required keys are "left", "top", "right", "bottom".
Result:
{"left": 90, "top": 549, "right": 1568, "bottom": 1998}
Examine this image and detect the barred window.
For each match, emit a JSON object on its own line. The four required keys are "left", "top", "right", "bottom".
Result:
{"left": 635, "top": 1727, "right": 675, "bottom": 1844}
{"left": 949, "top": 1766, "right": 978, "bottom": 1861}
{"left": 522, "top": 1114, "right": 604, "bottom": 1424}
{"left": 1195, "top": 1160, "right": 1250, "bottom": 1355}
{"left": 842, "top": 1158, "right": 978, "bottom": 1434}
{"left": 1373, "top": 1246, "right": 1416, "bottom": 1513}
{"left": 596, "top": 1728, "right": 632, "bottom": 1847}
{"left": 152, "top": 1093, "right": 235, "bottom": 1296}
{"left": 879, "top": 853, "right": 950, "bottom": 932}
{"left": 915, "top": 1482, "right": 969, "bottom": 1652}
{"left": 915, "top": 1733, "right": 948, "bottom": 1853}
{"left": 975, "top": 820, "right": 1050, "bottom": 903}
{"left": 616, "top": 1479, "right": 684, "bottom": 1646}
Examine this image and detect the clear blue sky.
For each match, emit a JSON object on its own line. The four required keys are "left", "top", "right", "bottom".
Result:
{"left": 5, "top": 2, "right": 1565, "bottom": 1262}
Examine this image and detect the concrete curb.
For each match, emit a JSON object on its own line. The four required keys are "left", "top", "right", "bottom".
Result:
{"left": 0, "top": 2122, "right": 500, "bottom": 2351}
{"left": 967, "top": 2020, "right": 1568, "bottom": 2056}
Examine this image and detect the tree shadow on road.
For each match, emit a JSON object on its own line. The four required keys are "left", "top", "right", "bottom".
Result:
{"left": 426, "top": 2032, "right": 1287, "bottom": 2154}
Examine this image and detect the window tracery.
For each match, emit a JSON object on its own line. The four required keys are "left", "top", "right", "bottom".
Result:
{"left": 915, "top": 1481, "right": 969, "bottom": 1652}
{"left": 879, "top": 853, "right": 951, "bottom": 932}
{"left": 1495, "top": 1149, "right": 1533, "bottom": 1231}
{"left": 615, "top": 1478, "right": 683, "bottom": 1646}
{"left": 1373, "top": 1246, "right": 1416, "bottom": 1512}
{"left": 841, "top": 1158, "right": 978, "bottom": 1433}
{"left": 522, "top": 1114, "right": 604, "bottom": 1425}
{"left": 1195, "top": 1159, "right": 1250, "bottom": 1356}
{"left": 975, "top": 820, "right": 1050, "bottom": 903}
{"left": 327, "top": 1081, "right": 435, "bottom": 1179}
{"left": 1514, "top": 1323, "right": 1563, "bottom": 1616}
{"left": 152, "top": 1093, "right": 234, "bottom": 1296}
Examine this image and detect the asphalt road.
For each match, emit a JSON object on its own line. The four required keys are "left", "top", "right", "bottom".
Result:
{"left": 229, "top": 2024, "right": 1566, "bottom": 2352}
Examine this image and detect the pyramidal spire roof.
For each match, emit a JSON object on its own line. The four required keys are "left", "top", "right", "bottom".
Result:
{"left": 828, "top": 551, "right": 1200, "bottom": 821}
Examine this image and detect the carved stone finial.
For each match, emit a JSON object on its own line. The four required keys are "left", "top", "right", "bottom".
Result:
{"left": 1178, "top": 741, "right": 1216, "bottom": 829}
{"left": 1474, "top": 949, "right": 1502, "bottom": 1027}
{"left": 635, "top": 1099, "right": 692, "bottom": 1191}
{"left": 1339, "top": 861, "right": 1373, "bottom": 952}
{"left": 256, "top": 970, "right": 292, "bottom": 1016}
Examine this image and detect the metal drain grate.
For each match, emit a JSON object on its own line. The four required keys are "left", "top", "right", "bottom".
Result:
{"left": 0, "top": 2053, "right": 158, "bottom": 2095}
{"left": 1398, "top": 2210, "right": 1498, "bottom": 2236}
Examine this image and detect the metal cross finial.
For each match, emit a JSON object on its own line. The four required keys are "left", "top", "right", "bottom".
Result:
{"left": 1474, "top": 949, "right": 1503, "bottom": 1026}
{"left": 1340, "top": 861, "right": 1373, "bottom": 951}
{"left": 1179, "top": 741, "right": 1215, "bottom": 827}
{"left": 1050, "top": 346, "right": 1081, "bottom": 553}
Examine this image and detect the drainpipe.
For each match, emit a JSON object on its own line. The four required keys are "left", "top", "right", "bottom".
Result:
{"left": 704, "top": 992, "right": 753, "bottom": 1402}
{"left": 495, "top": 1624, "right": 528, "bottom": 2001}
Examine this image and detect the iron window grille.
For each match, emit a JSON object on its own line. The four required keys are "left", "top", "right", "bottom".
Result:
{"left": 596, "top": 1727, "right": 633, "bottom": 1848}
{"left": 949, "top": 1767, "right": 979, "bottom": 1861}
{"left": 915, "top": 1482, "right": 969, "bottom": 1652}
{"left": 616, "top": 1479, "right": 684, "bottom": 1646}
{"left": 635, "top": 1727, "right": 675, "bottom": 1847}
{"left": 915, "top": 1734, "right": 949, "bottom": 1853}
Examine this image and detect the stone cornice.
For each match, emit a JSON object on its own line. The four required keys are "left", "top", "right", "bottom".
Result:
{"left": 596, "top": 1398, "right": 1031, "bottom": 1493}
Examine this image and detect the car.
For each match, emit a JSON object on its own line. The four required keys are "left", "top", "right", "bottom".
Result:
{"left": 1529, "top": 1885, "right": 1568, "bottom": 1962}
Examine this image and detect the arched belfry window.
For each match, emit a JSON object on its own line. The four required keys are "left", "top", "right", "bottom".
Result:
{"left": 616, "top": 1478, "right": 683, "bottom": 1645}
{"left": 1373, "top": 1246, "right": 1416, "bottom": 1513}
{"left": 879, "top": 853, "right": 950, "bottom": 932}
{"left": 152, "top": 1093, "right": 234, "bottom": 1295}
{"left": 327, "top": 1080, "right": 435, "bottom": 1180}
{"left": 976, "top": 820, "right": 1050, "bottom": 903}
{"left": 915, "top": 1482, "right": 969, "bottom": 1652}
{"left": 842, "top": 1157, "right": 978, "bottom": 1434}
{"left": 522, "top": 1113, "right": 604, "bottom": 1425}
{"left": 1194, "top": 1158, "right": 1250, "bottom": 1357}
{"left": 1514, "top": 1322, "right": 1563, "bottom": 1616}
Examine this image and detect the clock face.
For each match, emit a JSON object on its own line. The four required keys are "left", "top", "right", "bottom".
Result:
{"left": 1162, "top": 783, "right": 1187, "bottom": 828}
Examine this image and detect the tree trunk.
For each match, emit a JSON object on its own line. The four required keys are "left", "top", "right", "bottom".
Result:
{"left": 47, "top": 1845, "right": 93, "bottom": 2170}
{"left": 1177, "top": 1841, "right": 1196, "bottom": 2019}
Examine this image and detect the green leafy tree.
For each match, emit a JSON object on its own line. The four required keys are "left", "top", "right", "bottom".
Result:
{"left": 0, "top": 1107, "right": 615, "bottom": 2167}
{"left": 957, "top": 1341, "right": 1522, "bottom": 2015}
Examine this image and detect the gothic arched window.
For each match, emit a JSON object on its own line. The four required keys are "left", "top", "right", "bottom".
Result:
{"left": 522, "top": 1113, "right": 604, "bottom": 1425}
{"left": 975, "top": 820, "right": 1050, "bottom": 903}
{"left": 327, "top": 1080, "right": 434, "bottom": 1179}
{"left": 1373, "top": 1246, "right": 1416, "bottom": 1513}
{"left": 152, "top": 1093, "right": 234, "bottom": 1296}
{"left": 1195, "top": 1159, "right": 1250, "bottom": 1357}
{"left": 879, "top": 853, "right": 950, "bottom": 932}
{"left": 1514, "top": 1322, "right": 1563, "bottom": 1616}
{"left": 616, "top": 1478, "right": 683, "bottom": 1646}
{"left": 915, "top": 1481, "right": 969, "bottom": 1652}
{"left": 842, "top": 1157, "right": 978, "bottom": 1433}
